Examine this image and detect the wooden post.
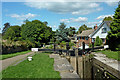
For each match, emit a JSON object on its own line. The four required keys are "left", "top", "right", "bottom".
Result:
{"left": 82, "top": 42, "right": 85, "bottom": 55}
{"left": 92, "top": 42, "right": 94, "bottom": 51}
{"left": 75, "top": 48, "right": 79, "bottom": 74}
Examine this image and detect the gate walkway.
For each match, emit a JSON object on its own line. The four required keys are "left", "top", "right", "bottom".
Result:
{"left": 49, "top": 54, "right": 80, "bottom": 78}
{"left": 0, "top": 52, "right": 35, "bottom": 72}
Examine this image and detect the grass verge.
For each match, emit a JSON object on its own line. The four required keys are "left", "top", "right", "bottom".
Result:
{"left": 96, "top": 50, "right": 120, "bottom": 61}
{"left": 0, "top": 50, "right": 31, "bottom": 60}
{"left": 2, "top": 52, "right": 61, "bottom": 78}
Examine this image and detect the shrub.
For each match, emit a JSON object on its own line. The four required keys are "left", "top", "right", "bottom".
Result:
{"left": 89, "top": 43, "right": 92, "bottom": 48}
{"left": 49, "top": 45, "right": 53, "bottom": 49}
{"left": 69, "top": 42, "right": 75, "bottom": 49}
{"left": 94, "top": 36, "right": 103, "bottom": 46}
{"left": 60, "top": 41, "right": 66, "bottom": 49}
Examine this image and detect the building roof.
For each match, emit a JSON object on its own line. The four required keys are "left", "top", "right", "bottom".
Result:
{"left": 104, "top": 21, "right": 112, "bottom": 27}
{"left": 77, "top": 29, "right": 95, "bottom": 37}
{"left": 89, "top": 21, "right": 112, "bottom": 38}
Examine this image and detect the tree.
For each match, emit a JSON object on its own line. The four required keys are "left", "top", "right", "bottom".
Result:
{"left": 43, "top": 21, "right": 48, "bottom": 25}
{"left": 23, "top": 19, "right": 30, "bottom": 23}
{"left": 21, "top": 20, "right": 53, "bottom": 47}
{"left": 78, "top": 24, "right": 92, "bottom": 34}
{"left": 2, "top": 22, "right": 10, "bottom": 35}
{"left": 94, "top": 36, "right": 103, "bottom": 46}
{"left": 106, "top": 3, "right": 120, "bottom": 51}
{"left": 67, "top": 27, "right": 76, "bottom": 37}
{"left": 103, "top": 16, "right": 113, "bottom": 22}
{"left": 56, "top": 23, "right": 69, "bottom": 42}
{"left": 3, "top": 25, "right": 21, "bottom": 41}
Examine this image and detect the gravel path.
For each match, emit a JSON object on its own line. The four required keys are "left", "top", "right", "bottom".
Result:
{"left": 0, "top": 51, "right": 35, "bottom": 72}
{"left": 49, "top": 54, "right": 80, "bottom": 79}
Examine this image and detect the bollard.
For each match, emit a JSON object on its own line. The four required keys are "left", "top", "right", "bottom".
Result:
{"left": 28, "top": 57, "right": 32, "bottom": 61}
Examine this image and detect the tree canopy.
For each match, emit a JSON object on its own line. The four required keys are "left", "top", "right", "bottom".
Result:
{"left": 78, "top": 24, "right": 92, "bottom": 34}
{"left": 67, "top": 27, "right": 76, "bottom": 37}
{"left": 103, "top": 16, "right": 113, "bottom": 22}
{"left": 56, "top": 23, "right": 69, "bottom": 42}
{"left": 3, "top": 25, "right": 21, "bottom": 41}
{"left": 21, "top": 20, "right": 53, "bottom": 47}
{"left": 106, "top": 4, "right": 120, "bottom": 51}
{"left": 2, "top": 22, "right": 10, "bottom": 35}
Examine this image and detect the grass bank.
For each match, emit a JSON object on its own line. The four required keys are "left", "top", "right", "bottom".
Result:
{"left": 0, "top": 50, "right": 31, "bottom": 60}
{"left": 96, "top": 50, "right": 120, "bottom": 61}
{"left": 2, "top": 52, "right": 60, "bottom": 78}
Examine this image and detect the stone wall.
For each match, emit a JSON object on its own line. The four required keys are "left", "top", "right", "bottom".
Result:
{"left": 69, "top": 53, "right": 120, "bottom": 79}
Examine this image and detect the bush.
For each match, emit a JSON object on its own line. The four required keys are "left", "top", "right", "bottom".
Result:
{"left": 89, "top": 43, "right": 92, "bottom": 48}
{"left": 94, "top": 36, "right": 103, "bottom": 46}
{"left": 60, "top": 41, "right": 66, "bottom": 49}
{"left": 69, "top": 42, "right": 75, "bottom": 49}
{"left": 48, "top": 45, "right": 53, "bottom": 49}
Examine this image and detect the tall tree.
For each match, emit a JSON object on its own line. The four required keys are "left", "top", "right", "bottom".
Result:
{"left": 2, "top": 22, "right": 10, "bottom": 35}
{"left": 43, "top": 21, "right": 48, "bottom": 25}
{"left": 21, "top": 20, "right": 53, "bottom": 47}
{"left": 106, "top": 3, "right": 120, "bottom": 51}
{"left": 23, "top": 19, "right": 30, "bottom": 23}
{"left": 3, "top": 25, "right": 21, "bottom": 41}
{"left": 56, "top": 23, "right": 69, "bottom": 42}
{"left": 67, "top": 27, "right": 76, "bottom": 37}
{"left": 78, "top": 24, "right": 92, "bottom": 34}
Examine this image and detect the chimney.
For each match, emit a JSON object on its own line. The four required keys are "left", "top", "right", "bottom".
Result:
{"left": 94, "top": 24, "right": 97, "bottom": 30}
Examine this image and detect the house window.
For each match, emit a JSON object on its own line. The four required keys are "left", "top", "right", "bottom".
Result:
{"left": 85, "top": 37, "right": 88, "bottom": 40}
{"left": 102, "top": 28, "right": 107, "bottom": 33}
{"left": 92, "top": 38, "right": 95, "bottom": 42}
{"left": 82, "top": 37, "right": 84, "bottom": 40}
{"left": 77, "top": 37, "right": 80, "bottom": 40}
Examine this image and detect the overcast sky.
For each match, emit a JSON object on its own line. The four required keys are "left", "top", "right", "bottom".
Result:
{"left": 1, "top": 0, "right": 119, "bottom": 32}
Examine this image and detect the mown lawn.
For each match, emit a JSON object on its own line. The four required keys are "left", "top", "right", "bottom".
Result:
{"left": 2, "top": 52, "right": 60, "bottom": 78}
{"left": 96, "top": 50, "right": 120, "bottom": 61}
{"left": 0, "top": 50, "right": 31, "bottom": 60}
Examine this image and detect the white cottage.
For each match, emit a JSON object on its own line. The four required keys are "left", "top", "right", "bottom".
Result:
{"left": 89, "top": 21, "right": 111, "bottom": 43}
{"left": 76, "top": 21, "right": 111, "bottom": 48}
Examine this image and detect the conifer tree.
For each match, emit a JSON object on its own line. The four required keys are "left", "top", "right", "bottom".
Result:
{"left": 106, "top": 3, "right": 120, "bottom": 50}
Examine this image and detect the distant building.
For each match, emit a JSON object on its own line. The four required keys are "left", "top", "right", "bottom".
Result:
{"left": 76, "top": 21, "right": 111, "bottom": 48}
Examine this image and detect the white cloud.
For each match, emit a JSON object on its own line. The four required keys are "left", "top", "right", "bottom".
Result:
{"left": 104, "top": 0, "right": 118, "bottom": 6}
{"left": 106, "top": 2, "right": 118, "bottom": 6}
{"left": 24, "top": 1, "right": 102, "bottom": 15}
{"left": 9, "top": 13, "right": 37, "bottom": 20}
{"left": 60, "top": 17, "right": 88, "bottom": 23}
{"left": 49, "top": 25, "right": 57, "bottom": 28}
{"left": 86, "top": 20, "right": 102, "bottom": 28}
{"left": 70, "top": 17, "right": 88, "bottom": 22}
{"left": 60, "top": 19, "right": 70, "bottom": 23}
{"left": 96, "top": 14, "right": 113, "bottom": 20}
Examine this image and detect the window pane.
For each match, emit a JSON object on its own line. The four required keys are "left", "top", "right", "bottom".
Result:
{"left": 102, "top": 28, "right": 106, "bottom": 33}
{"left": 85, "top": 37, "right": 88, "bottom": 40}
{"left": 82, "top": 37, "right": 84, "bottom": 40}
